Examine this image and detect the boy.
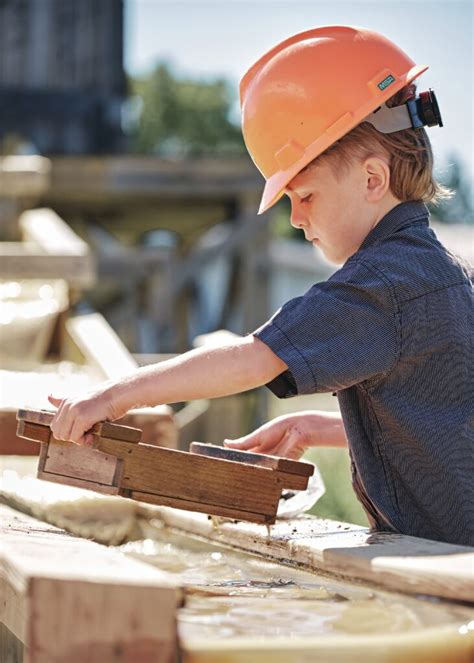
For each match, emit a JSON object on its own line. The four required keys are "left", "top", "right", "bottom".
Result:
{"left": 48, "top": 27, "right": 473, "bottom": 546}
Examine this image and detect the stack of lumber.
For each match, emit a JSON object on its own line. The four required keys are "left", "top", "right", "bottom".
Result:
{"left": 0, "top": 503, "right": 181, "bottom": 663}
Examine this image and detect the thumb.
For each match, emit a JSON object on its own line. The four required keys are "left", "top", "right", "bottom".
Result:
{"left": 48, "top": 394, "right": 63, "bottom": 409}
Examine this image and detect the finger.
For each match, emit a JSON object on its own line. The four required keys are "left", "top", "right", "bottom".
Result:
{"left": 78, "top": 432, "right": 95, "bottom": 448}
{"left": 224, "top": 428, "right": 268, "bottom": 451}
{"left": 51, "top": 403, "right": 74, "bottom": 441}
{"left": 69, "top": 418, "right": 88, "bottom": 446}
{"left": 224, "top": 422, "right": 286, "bottom": 454}
{"left": 48, "top": 395, "right": 64, "bottom": 409}
{"left": 271, "top": 431, "right": 306, "bottom": 460}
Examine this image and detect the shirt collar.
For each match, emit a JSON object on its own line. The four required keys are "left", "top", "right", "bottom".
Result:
{"left": 359, "top": 201, "right": 430, "bottom": 251}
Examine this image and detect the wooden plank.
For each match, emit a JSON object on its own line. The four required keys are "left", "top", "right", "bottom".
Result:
{"left": 272, "top": 471, "right": 309, "bottom": 492}
{"left": 37, "top": 470, "right": 122, "bottom": 496}
{"left": 16, "top": 420, "right": 51, "bottom": 444}
{"left": 42, "top": 440, "right": 123, "bottom": 486}
{"left": 0, "top": 503, "right": 181, "bottom": 663}
{"left": 131, "top": 491, "right": 273, "bottom": 524}
{"left": 17, "top": 408, "right": 142, "bottom": 443}
{"left": 19, "top": 208, "right": 90, "bottom": 256}
{"left": 0, "top": 155, "right": 50, "bottom": 199}
{"left": 0, "top": 244, "right": 95, "bottom": 289}
{"left": 66, "top": 313, "right": 140, "bottom": 380}
{"left": 0, "top": 409, "right": 39, "bottom": 455}
{"left": 46, "top": 156, "right": 264, "bottom": 204}
{"left": 149, "top": 508, "right": 474, "bottom": 603}
{"left": 190, "top": 442, "right": 314, "bottom": 477}
{"left": 93, "top": 437, "right": 283, "bottom": 522}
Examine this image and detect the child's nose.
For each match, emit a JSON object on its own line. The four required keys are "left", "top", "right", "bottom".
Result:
{"left": 290, "top": 204, "right": 306, "bottom": 229}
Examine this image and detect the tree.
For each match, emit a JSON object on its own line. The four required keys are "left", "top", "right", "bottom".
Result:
{"left": 429, "top": 152, "right": 474, "bottom": 224}
{"left": 129, "top": 63, "right": 245, "bottom": 156}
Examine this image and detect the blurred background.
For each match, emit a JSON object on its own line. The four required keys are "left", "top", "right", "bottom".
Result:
{"left": 0, "top": 0, "right": 472, "bottom": 526}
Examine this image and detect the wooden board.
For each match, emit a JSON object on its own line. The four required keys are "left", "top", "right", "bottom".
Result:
{"left": 0, "top": 504, "right": 181, "bottom": 663}
{"left": 66, "top": 313, "right": 140, "bottom": 381}
{"left": 149, "top": 507, "right": 474, "bottom": 604}
{"left": 190, "top": 442, "right": 314, "bottom": 477}
{"left": 190, "top": 442, "right": 313, "bottom": 490}
{"left": 93, "top": 437, "right": 285, "bottom": 524}
{"left": 17, "top": 408, "right": 142, "bottom": 443}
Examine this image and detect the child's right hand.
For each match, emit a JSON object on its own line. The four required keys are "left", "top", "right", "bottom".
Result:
{"left": 223, "top": 410, "right": 347, "bottom": 460}
{"left": 47, "top": 381, "right": 123, "bottom": 447}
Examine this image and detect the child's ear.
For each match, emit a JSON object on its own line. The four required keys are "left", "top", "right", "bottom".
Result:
{"left": 364, "top": 157, "right": 390, "bottom": 202}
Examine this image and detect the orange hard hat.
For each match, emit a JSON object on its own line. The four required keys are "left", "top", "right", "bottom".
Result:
{"left": 240, "top": 26, "right": 429, "bottom": 214}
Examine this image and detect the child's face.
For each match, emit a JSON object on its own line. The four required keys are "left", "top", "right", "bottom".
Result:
{"left": 285, "top": 159, "right": 384, "bottom": 264}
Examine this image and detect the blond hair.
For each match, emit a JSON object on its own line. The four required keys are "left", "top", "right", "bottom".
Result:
{"left": 310, "top": 84, "right": 453, "bottom": 205}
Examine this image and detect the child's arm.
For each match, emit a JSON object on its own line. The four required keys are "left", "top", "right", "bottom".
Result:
{"left": 48, "top": 335, "right": 288, "bottom": 446}
{"left": 224, "top": 410, "right": 348, "bottom": 459}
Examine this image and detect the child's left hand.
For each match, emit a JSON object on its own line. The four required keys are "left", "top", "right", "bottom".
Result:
{"left": 223, "top": 413, "right": 312, "bottom": 460}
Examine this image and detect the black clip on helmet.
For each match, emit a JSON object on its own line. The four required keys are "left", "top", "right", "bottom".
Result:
{"left": 406, "top": 89, "right": 443, "bottom": 129}
{"left": 364, "top": 88, "right": 444, "bottom": 134}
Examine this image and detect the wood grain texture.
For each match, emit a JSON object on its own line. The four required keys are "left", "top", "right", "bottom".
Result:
{"left": 43, "top": 440, "right": 122, "bottom": 485}
{"left": 150, "top": 508, "right": 474, "bottom": 603}
{"left": 17, "top": 408, "right": 142, "bottom": 442}
{"left": 190, "top": 442, "right": 315, "bottom": 477}
{"left": 93, "top": 437, "right": 284, "bottom": 523}
{"left": 130, "top": 491, "right": 275, "bottom": 524}
{"left": 0, "top": 409, "right": 40, "bottom": 456}
{"left": 16, "top": 420, "right": 51, "bottom": 444}
{"left": 37, "top": 470, "right": 122, "bottom": 495}
{"left": 0, "top": 504, "right": 181, "bottom": 663}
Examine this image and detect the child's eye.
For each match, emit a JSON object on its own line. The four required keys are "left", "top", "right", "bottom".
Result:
{"left": 301, "top": 194, "right": 313, "bottom": 203}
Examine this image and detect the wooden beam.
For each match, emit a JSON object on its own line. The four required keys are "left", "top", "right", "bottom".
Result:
{"left": 0, "top": 504, "right": 181, "bottom": 663}
{"left": 0, "top": 243, "right": 95, "bottom": 288}
{"left": 0, "top": 156, "right": 50, "bottom": 199}
{"left": 19, "top": 208, "right": 90, "bottom": 257}
{"left": 190, "top": 442, "right": 314, "bottom": 477}
{"left": 190, "top": 442, "right": 314, "bottom": 491}
{"left": 17, "top": 408, "right": 142, "bottom": 443}
{"left": 66, "top": 312, "right": 138, "bottom": 380}
{"left": 148, "top": 507, "right": 474, "bottom": 604}
{"left": 45, "top": 156, "right": 263, "bottom": 205}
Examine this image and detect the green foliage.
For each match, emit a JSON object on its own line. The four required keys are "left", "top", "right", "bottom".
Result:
{"left": 303, "top": 447, "right": 369, "bottom": 526}
{"left": 430, "top": 152, "right": 474, "bottom": 224}
{"left": 129, "top": 63, "right": 245, "bottom": 156}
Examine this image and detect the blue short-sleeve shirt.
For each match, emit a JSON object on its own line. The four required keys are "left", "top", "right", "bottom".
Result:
{"left": 254, "top": 201, "right": 474, "bottom": 546}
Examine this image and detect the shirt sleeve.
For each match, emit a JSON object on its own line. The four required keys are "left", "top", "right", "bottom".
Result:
{"left": 253, "top": 260, "right": 400, "bottom": 396}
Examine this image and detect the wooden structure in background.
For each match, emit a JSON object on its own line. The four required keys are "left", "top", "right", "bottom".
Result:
{"left": 0, "top": 207, "right": 95, "bottom": 288}
{"left": 1, "top": 154, "right": 272, "bottom": 452}
{"left": 16, "top": 409, "right": 314, "bottom": 524}
{"left": 41, "top": 155, "right": 272, "bottom": 354}
{"left": 0, "top": 504, "right": 180, "bottom": 663}
{"left": 1, "top": 155, "right": 271, "bottom": 355}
